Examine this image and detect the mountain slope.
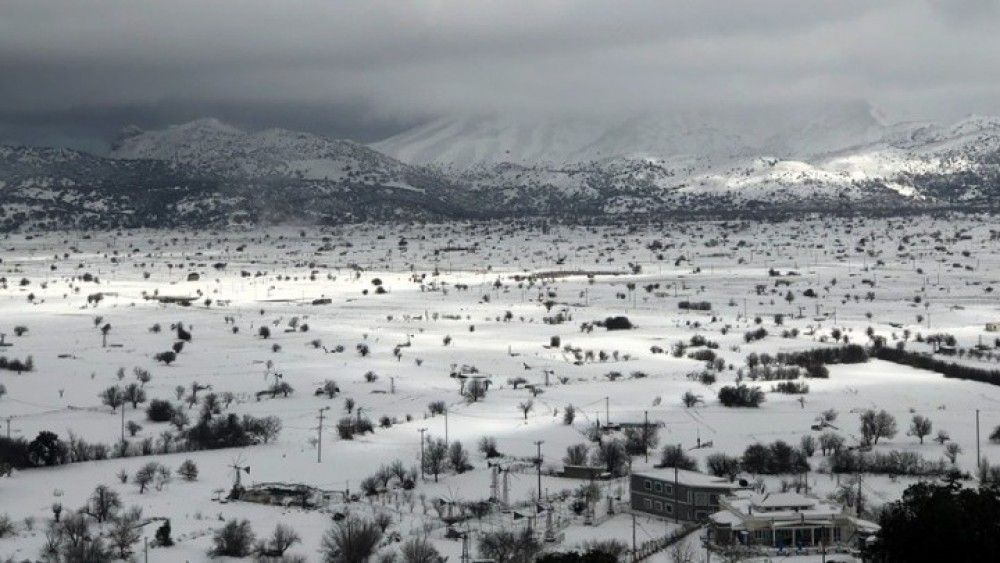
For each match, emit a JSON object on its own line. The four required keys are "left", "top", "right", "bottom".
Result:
{"left": 109, "top": 119, "right": 470, "bottom": 223}
{"left": 0, "top": 145, "right": 233, "bottom": 230}
{"left": 3, "top": 113, "right": 1000, "bottom": 231}
{"left": 373, "top": 102, "right": 889, "bottom": 168}
{"left": 375, "top": 106, "right": 1000, "bottom": 211}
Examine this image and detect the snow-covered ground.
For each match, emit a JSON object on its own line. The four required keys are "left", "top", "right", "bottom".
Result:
{"left": 2, "top": 216, "right": 1000, "bottom": 561}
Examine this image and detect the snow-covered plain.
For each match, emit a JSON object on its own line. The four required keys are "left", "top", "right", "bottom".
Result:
{"left": 2, "top": 215, "right": 1000, "bottom": 562}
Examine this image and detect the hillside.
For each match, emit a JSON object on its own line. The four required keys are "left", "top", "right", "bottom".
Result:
{"left": 1, "top": 113, "right": 1000, "bottom": 230}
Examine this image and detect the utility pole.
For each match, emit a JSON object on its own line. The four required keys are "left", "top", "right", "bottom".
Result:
{"left": 445, "top": 407, "right": 449, "bottom": 447}
{"left": 5, "top": 417, "right": 10, "bottom": 439}
{"left": 490, "top": 465, "right": 499, "bottom": 501}
{"left": 977, "top": 409, "right": 981, "bottom": 469}
{"left": 856, "top": 461, "right": 864, "bottom": 516}
{"left": 643, "top": 411, "right": 649, "bottom": 463}
{"left": 605, "top": 397, "right": 610, "bottom": 426}
{"left": 674, "top": 459, "right": 680, "bottom": 524}
{"left": 120, "top": 404, "right": 125, "bottom": 444}
{"left": 631, "top": 513, "right": 637, "bottom": 562}
{"left": 419, "top": 428, "right": 428, "bottom": 480}
{"left": 534, "top": 440, "right": 544, "bottom": 503}
{"left": 502, "top": 467, "right": 510, "bottom": 509}
{"left": 317, "top": 407, "right": 330, "bottom": 463}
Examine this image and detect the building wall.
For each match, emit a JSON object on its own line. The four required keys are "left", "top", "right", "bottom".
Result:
{"left": 629, "top": 474, "right": 727, "bottom": 521}
{"left": 710, "top": 518, "right": 854, "bottom": 548}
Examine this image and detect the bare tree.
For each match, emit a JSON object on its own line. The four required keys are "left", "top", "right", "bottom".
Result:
{"left": 909, "top": 415, "right": 932, "bottom": 444}
{"left": 320, "top": 516, "right": 383, "bottom": 563}
{"left": 518, "top": 400, "right": 534, "bottom": 420}
{"left": 424, "top": 438, "right": 448, "bottom": 482}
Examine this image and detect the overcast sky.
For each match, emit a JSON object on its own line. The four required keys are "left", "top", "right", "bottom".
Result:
{"left": 2, "top": 0, "right": 1000, "bottom": 151}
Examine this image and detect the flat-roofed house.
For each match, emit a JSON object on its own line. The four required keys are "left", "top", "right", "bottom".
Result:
{"left": 630, "top": 468, "right": 744, "bottom": 521}
{"left": 708, "top": 491, "right": 879, "bottom": 551}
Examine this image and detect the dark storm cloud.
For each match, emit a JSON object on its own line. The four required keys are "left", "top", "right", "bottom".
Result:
{"left": 2, "top": 1, "right": 1000, "bottom": 150}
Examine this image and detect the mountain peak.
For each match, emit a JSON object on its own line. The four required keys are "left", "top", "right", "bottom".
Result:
{"left": 171, "top": 117, "right": 243, "bottom": 134}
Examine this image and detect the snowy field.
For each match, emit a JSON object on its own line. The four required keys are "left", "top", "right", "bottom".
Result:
{"left": 2, "top": 215, "right": 1000, "bottom": 562}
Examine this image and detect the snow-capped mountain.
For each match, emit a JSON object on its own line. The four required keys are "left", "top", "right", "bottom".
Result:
{"left": 2, "top": 111, "right": 1000, "bottom": 231}
{"left": 112, "top": 118, "right": 432, "bottom": 187}
{"left": 374, "top": 103, "right": 1000, "bottom": 211}
{"left": 373, "top": 101, "right": 889, "bottom": 168}
{"left": 0, "top": 144, "right": 231, "bottom": 230}
{"left": 0, "top": 120, "right": 468, "bottom": 230}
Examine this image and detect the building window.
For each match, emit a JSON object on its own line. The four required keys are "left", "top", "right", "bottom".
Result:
{"left": 665, "top": 503, "right": 673, "bottom": 514}
{"left": 654, "top": 482, "right": 663, "bottom": 493}
{"left": 644, "top": 480, "right": 651, "bottom": 490}
{"left": 694, "top": 492, "right": 710, "bottom": 506}
{"left": 695, "top": 511, "right": 708, "bottom": 520}
{"left": 654, "top": 501, "right": 663, "bottom": 512}
{"left": 664, "top": 484, "right": 673, "bottom": 495}
{"left": 710, "top": 494, "right": 719, "bottom": 505}
{"left": 644, "top": 498, "right": 652, "bottom": 509}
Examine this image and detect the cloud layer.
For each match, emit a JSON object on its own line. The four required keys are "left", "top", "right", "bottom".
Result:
{"left": 2, "top": 0, "right": 1000, "bottom": 149}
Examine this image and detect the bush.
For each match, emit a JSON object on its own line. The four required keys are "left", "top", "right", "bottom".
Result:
{"left": 603, "top": 316, "right": 633, "bottom": 330}
{"left": 211, "top": 519, "right": 256, "bottom": 558}
{"left": 772, "top": 381, "right": 809, "bottom": 394}
{"left": 990, "top": 425, "right": 1000, "bottom": 444}
{"left": 873, "top": 346, "right": 1000, "bottom": 387}
{"left": 718, "top": 385, "right": 765, "bottom": 407}
{"left": 0, "top": 514, "right": 15, "bottom": 538}
{"left": 428, "top": 400, "right": 447, "bottom": 415}
{"left": 178, "top": 459, "right": 198, "bottom": 481}
{"left": 829, "top": 449, "right": 954, "bottom": 477}
{"left": 0, "top": 355, "right": 33, "bottom": 373}
{"left": 705, "top": 453, "right": 741, "bottom": 480}
{"left": 741, "top": 441, "right": 809, "bottom": 474}
{"left": 185, "top": 413, "right": 280, "bottom": 450}
{"left": 401, "top": 536, "right": 445, "bottom": 563}
{"left": 448, "top": 441, "right": 472, "bottom": 473}
{"left": 478, "top": 436, "right": 500, "bottom": 458}
{"left": 659, "top": 444, "right": 697, "bottom": 470}
{"left": 321, "top": 516, "right": 383, "bottom": 563}
{"left": 146, "top": 400, "right": 176, "bottom": 422}
{"left": 154, "top": 351, "right": 176, "bottom": 365}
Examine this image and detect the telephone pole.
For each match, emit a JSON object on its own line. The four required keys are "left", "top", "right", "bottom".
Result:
{"left": 120, "top": 404, "right": 125, "bottom": 444}
{"left": 534, "top": 440, "right": 544, "bottom": 502}
{"left": 631, "top": 513, "right": 637, "bottom": 562}
{"left": 674, "top": 458, "right": 680, "bottom": 524}
{"left": 419, "top": 428, "right": 428, "bottom": 480}
{"left": 317, "top": 407, "right": 330, "bottom": 463}
{"left": 445, "top": 407, "right": 449, "bottom": 447}
{"left": 605, "top": 397, "right": 610, "bottom": 426}
{"left": 643, "top": 411, "right": 649, "bottom": 463}
{"left": 977, "top": 409, "right": 981, "bottom": 468}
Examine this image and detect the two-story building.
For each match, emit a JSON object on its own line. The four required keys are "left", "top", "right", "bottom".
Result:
{"left": 708, "top": 491, "right": 879, "bottom": 550}
{"left": 630, "top": 468, "right": 744, "bottom": 521}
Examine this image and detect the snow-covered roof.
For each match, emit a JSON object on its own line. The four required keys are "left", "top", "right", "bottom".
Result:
{"left": 633, "top": 468, "right": 743, "bottom": 489}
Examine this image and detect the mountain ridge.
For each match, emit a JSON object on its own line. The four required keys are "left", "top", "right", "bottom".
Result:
{"left": 1, "top": 113, "right": 999, "bottom": 231}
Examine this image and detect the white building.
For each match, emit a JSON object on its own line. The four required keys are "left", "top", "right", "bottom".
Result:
{"left": 708, "top": 490, "right": 878, "bottom": 552}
